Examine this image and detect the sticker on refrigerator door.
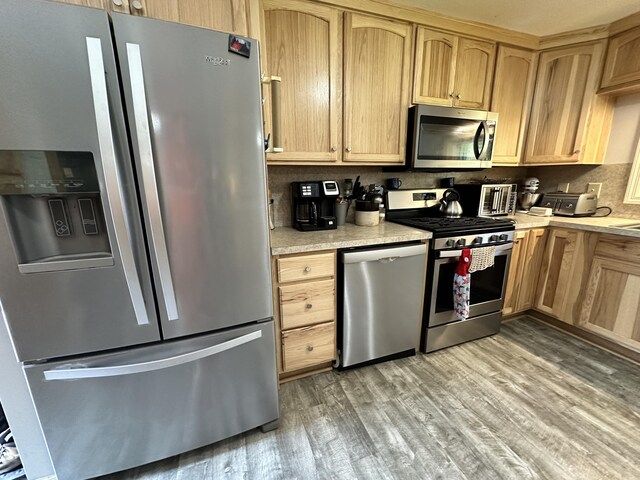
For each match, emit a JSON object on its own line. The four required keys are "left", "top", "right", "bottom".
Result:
{"left": 228, "top": 35, "right": 251, "bottom": 58}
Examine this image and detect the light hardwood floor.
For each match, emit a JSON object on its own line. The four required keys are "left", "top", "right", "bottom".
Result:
{"left": 102, "top": 317, "right": 640, "bottom": 480}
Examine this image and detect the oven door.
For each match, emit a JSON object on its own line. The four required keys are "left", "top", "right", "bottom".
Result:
{"left": 428, "top": 243, "right": 512, "bottom": 327}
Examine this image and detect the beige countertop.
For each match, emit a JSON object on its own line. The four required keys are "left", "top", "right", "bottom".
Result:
{"left": 270, "top": 222, "right": 432, "bottom": 255}
{"left": 511, "top": 213, "right": 640, "bottom": 237}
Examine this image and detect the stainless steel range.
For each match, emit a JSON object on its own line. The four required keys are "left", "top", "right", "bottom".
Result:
{"left": 386, "top": 189, "right": 515, "bottom": 353}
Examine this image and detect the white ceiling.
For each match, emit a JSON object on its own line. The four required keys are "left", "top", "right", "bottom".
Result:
{"left": 392, "top": 0, "right": 640, "bottom": 36}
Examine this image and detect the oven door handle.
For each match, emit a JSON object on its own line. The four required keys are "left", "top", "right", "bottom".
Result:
{"left": 438, "top": 243, "right": 513, "bottom": 259}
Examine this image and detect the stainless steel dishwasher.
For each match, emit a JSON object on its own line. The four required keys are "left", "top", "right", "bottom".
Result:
{"left": 339, "top": 242, "right": 427, "bottom": 368}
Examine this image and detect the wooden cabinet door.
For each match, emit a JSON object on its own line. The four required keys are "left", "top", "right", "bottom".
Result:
{"left": 503, "top": 230, "right": 528, "bottom": 316}
{"left": 524, "top": 42, "right": 605, "bottom": 165}
{"left": 491, "top": 46, "right": 536, "bottom": 165}
{"left": 579, "top": 256, "right": 640, "bottom": 352}
{"left": 516, "top": 228, "right": 547, "bottom": 311}
{"left": 132, "top": 0, "right": 252, "bottom": 36}
{"left": 601, "top": 26, "right": 640, "bottom": 90}
{"left": 263, "top": 0, "right": 341, "bottom": 163}
{"left": 453, "top": 37, "right": 495, "bottom": 109}
{"left": 343, "top": 13, "right": 412, "bottom": 164}
{"left": 413, "top": 27, "right": 457, "bottom": 105}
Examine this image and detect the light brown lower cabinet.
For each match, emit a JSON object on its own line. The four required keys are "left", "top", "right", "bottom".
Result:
{"left": 578, "top": 235, "right": 640, "bottom": 352}
{"left": 272, "top": 250, "right": 336, "bottom": 381}
{"left": 503, "top": 228, "right": 547, "bottom": 315}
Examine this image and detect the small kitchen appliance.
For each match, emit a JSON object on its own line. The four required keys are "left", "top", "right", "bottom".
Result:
{"left": 517, "top": 177, "right": 543, "bottom": 212}
{"left": 292, "top": 180, "right": 339, "bottom": 231}
{"left": 386, "top": 189, "right": 515, "bottom": 353}
{"left": 455, "top": 183, "right": 516, "bottom": 217}
{"left": 539, "top": 192, "right": 598, "bottom": 217}
{"left": 407, "top": 105, "right": 498, "bottom": 169}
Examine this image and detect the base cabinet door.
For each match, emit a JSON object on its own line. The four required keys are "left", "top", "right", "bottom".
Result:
{"left": 517, "top": 228, "right": 547, "bottom": 311}
{"left": 343, "top": 13, "right": 412, "bottom": 163}
{"left": 503, "top": 230, "right": 527, "bottom": 315}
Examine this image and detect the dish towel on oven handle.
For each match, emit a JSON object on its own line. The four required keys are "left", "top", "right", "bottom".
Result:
{"left": 453, "top": 248, "right": 472, "bottom": 321}
{"left": 469, "top": 245, "right": 496, "bottom": 273}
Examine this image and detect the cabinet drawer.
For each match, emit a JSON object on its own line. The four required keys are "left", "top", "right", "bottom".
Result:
{"left": 279, "top": 279, "right": 335, "bottom": 330}
{"left": 277, "top": 252, "right": 334, "bottom": 283}
{"left": 282, "top": 322, "right": 335, "bottom": 372}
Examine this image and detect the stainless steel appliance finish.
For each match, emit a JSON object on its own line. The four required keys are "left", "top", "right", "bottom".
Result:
{"left": 112, "top": 14, "right": 273, "bottom": 338}
{"left": 540, "top": 192, "right": 598, "bottom": 217}
{"left": 517, "top": 191, "right": 543, "bottom": 212}
{"left": 0, "top": 2, "right": 278, "bottom": 479}
{"left": 439, "top": 188, "right": 464, "bottom": 218}
{"left": 24, "top": 322, "right": 278, "bottom": 480}
{"left": 456, "top": 183, "right": 516, "bottom": 217}
{"left": 340, "top": 243, "right": 427, "bottom": 367}
{"left": 408, "top": 105, "right": 498, "bottom": 169}
{"left": 386, "top": 189, "right": 514, "bottom": 353}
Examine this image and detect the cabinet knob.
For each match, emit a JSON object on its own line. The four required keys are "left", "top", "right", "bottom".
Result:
{"left": 330, "top": 146, "right": 337, "bottom": 152}
{"left": 131, "top": 0, "right": 143, "bottom": 10}
{"left": 306, "top": 303, "right": 313, "bottom": 309}
{"left": 304, "top": 266, "right": 311, "bottom": 273}
{"left": 449, "top": 92, "right": 454, "bottom": 98}
{"left": 455, "top": 93, "right": 461, "bottom": 99}
{"left": 112, "top": 0, "right": 123, "bottom": 5}
{"left": 574, "top": 149, "right": 581, "bottom": 154}
{"left": 346, "top": 147, "right": 352, "bottom": 152}
{"left": 307, "top": 345, "right": 314, "bottom": 352}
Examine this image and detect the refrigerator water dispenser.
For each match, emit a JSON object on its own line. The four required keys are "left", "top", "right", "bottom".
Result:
{"left": 0, "top": 150, "right": 113, "bottom": 273}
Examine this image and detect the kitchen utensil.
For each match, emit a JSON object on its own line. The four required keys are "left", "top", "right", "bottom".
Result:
{"left": 386, "top": 178, "right": 403, "bottom": 190}
{"left": 439, "top": 189, "right": 463, "bottom": 218}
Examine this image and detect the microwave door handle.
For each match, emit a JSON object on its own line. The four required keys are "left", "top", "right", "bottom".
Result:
{"left": 126, "top": 43, "right": 179, "bottom": 322}
{"left": 86, "top": 37, "right": 149, "bottom": 327}
{"left": 473, "top": 121, "right": 488, "bottom": 160}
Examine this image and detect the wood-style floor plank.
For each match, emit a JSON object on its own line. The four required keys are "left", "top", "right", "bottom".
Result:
{"left": 101, "top": 317, "right": 640, "bottom": 480}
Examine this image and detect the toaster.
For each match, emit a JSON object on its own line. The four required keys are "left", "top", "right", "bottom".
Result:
{"left": 539, "top": 192, "right": 598, "bottom": 217}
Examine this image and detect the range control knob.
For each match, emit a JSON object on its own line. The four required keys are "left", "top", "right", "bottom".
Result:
{"left": 489, "top": 234, "right": 499, "bottom": 242}
{"left": 473, "top": 236, "right": 483, "bottom": 244}
{"left": 456, "top": 238, "right": 467, "bottom": 247}
{"left": 499, "top": 234, "right": 508, "bottom": 241}
{"left": 445, "top": 239, "right": 456, "bottom": 247}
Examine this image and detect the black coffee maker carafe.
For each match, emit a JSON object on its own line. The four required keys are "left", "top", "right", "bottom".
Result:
{"left": 291, "top": 181, "right": 339, "bottom": 231}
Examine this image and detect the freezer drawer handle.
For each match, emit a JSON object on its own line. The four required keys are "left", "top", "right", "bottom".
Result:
{"left": 43, "top": 330, "right": 263, "bottom": 381}
{"left": 86, "top": 37, "right": 149, "bottom": 326}
{"left": 126, "top": 42, "right": 179, "bottom": 322}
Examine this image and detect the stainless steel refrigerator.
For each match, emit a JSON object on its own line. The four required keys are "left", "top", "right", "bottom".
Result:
{"left": 0, "top": 1, "right": 278, "bottom": 479}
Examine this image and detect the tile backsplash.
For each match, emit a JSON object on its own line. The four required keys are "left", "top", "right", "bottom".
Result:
{"left": 267, "top": 165, "right": 527, "bottom": 227}
{"left": 527, "top": 163, "right": 640, "bottom": 219}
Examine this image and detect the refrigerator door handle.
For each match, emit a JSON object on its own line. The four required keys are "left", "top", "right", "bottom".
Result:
{"left": 86, "top": 37, "right": 149, "bottom": 326}
{"left": 126, "top": 42, "right": 179, "bottom": 322}
{"left": 43, "top": 330, "right": 262, "bottom": 381}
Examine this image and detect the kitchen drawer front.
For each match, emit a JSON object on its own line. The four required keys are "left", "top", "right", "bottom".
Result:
{"left": 279, "top": 279, "right": 335, "bottom": 330}
{"left": 277, "top": 252, "right": 335, "bottom": 283}
{"left": 282, "top": 322, "right": 335, "bottom": 372}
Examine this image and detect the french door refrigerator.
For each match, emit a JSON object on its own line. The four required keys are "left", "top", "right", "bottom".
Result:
{"left": 0, "top": 1, "right": 278, "bottom": 479}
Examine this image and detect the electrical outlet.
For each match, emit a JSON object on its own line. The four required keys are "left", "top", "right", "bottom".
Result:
{"left": 587, "top": 182, "right": 602, "bottom": 197}
{"left": 557, "top": 183, "right": 570, "bottom": 193}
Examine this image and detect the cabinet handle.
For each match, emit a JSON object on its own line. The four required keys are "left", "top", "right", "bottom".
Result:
{"left": 304, "top": 266, "right": 311, "bottom": 273}
{"left": 346, "top": 147, "right": 352, "bottom": 152}
{"left": 307, "top": 345, "right": 314, "bottom": 352}
{"left": 330, "top": 146, "right": 337, "bottom": 152}
{"left": 306, "top": 303, "right": 313, "bottom": 309}
{"left": 131, "top": 0, "right": 143, "bottom": 10}
{"left": 574, "top": 149, "right": 581, "bottom": 154}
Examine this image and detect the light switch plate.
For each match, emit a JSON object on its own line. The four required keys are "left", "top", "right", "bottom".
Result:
{"left": 557, "top": 183, "right": 570, "bottom": 193}
{"left": 587, "top": 182, "right": 602, "bottom": 197}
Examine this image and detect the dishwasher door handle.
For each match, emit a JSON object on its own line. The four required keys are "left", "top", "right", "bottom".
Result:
{"left": 341, "top": 243, "right": 426, "bottom": 264}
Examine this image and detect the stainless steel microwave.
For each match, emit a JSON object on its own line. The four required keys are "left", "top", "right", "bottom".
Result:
{"left": 407, "top": 105, "right": 498, "bottom": 169}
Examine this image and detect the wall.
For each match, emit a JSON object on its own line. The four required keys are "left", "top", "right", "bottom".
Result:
{"left": 527, "top": 93, "right": 640, "bottom": 219}
{"left": 268, "top": 166, "right": 527, "bottom": 227}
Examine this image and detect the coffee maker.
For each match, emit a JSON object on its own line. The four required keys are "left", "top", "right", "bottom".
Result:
{"left": 292, "top": 181, "right": 339, "bottom": 231}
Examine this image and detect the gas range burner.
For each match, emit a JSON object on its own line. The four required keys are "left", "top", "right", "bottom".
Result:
{"left": 390, "top": 216, "right": 515, "bottom": 238}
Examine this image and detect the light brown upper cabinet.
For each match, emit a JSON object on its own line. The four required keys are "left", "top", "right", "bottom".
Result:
{"left": 262, "top": 0, "right": 341, "bottom": 163}
{"left": 524, "top": 41, "right": 613, "bottom": 165}
{"left": 600, "top": 26, "right": 640, "bottom": 94}
{"left": 490, "top": 46, "right": 536, "bottom": 165}
{"left": 343, "top": 13, "right": 412, "bottom": 163}
{"left": 413, "top": 27, "right": 496, "bottom": 110}
{"left": 128, "top": 0, "right": 255, "bottom": 36}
